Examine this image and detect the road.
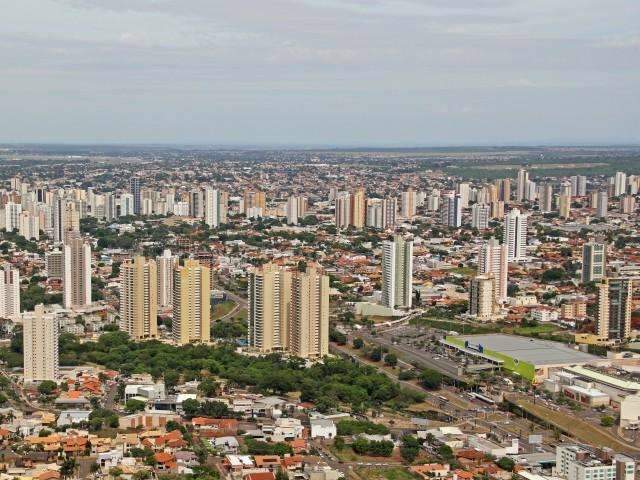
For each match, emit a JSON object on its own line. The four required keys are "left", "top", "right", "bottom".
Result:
{"left": 356, "top": 330, "right": 466, "bottom": 382}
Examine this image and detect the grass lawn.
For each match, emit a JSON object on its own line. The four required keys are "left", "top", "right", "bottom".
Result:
{"left": 510, "top": 324, "right": 558, "bottom": 335}
{"left": 212, "top": 300, "right": 237, "bottom": 319}
{"left": 356, "top": 467, "right": 418, "bottom": 480}
{"left": 449, "top": 267, "right": 477, "bottom": 277}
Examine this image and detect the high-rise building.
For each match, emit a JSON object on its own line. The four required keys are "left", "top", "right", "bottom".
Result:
{"left": 3, "top": 202, "right": 22, "bottom": 231}
{"left": 490, "top": 200, "right": 504, "bottom": 219}
{"left": 248, "top": 263, "right": 291, "bottom": 353}
{"left": 555, "top": 445, "right": 635, "bottom": 480}
{"left": 366, "top": 197, "right": 397, "bottom": 229}
{"left": 286, "top": 195, "right": 308, "bottom": 225}
{"left": 247, "top": 263, "right": 329, "bottom": 359}
{"left": 334, "top": 192, "right": 351, "bottom": 229}
{"left": 597, "top": 191, "right": 608, "bottom": 218}
{"left": 516, "top": 168, "right": 529, "bottom": 202}
{"left": 52, "top": 194, "right": 67, "bottom": 244}
{"left": 540, "top": 184, "right": 553, "bottom": 213}
{"left": 129, "top": 178, "right": 141, "bottom": 215}
{"left": 243, "top": 189, "right": 266, "bottom": 218}
{"left": 525, "top": 180, "right": 537, "bottom": 202}
{"left": 289, "top": 266, "right": 330, "bottom": 359}
{"left": 495, "top": 178, "right": 511, "bottom": 203}
{"left": 613, "top": 171, "right": 627, "bottom": 197}
{"left": 45, "top": 249, "right": 64, "bottom": 279}
{"left": 120, "top": 256, "right": 158, "bottom": 341}
{"left": 189, "top": 188, "right": 204, "bottom": 218}
{"left": 456, "top": 183, "right": 470, "bottom": 209}
{"left": 469, "top": 275, "right": 498, "bottom": 320}
{"left": 620, "top": 195, "right": 636, "bottom": 214}
{"left": 400, "top": 188, "right": 417, "bottom": 219}
{"left": 173, "top": 259, "right": 210, "bottom": 345}
{"left": 351, "top": 188, "right": 366, "bottom": 229}
{"left": 471, "top": 203, "right": 490, "bottom": 230}
{"left": 558, "top": 194, "right": 571, "bottom": 219}
{"left": 0, "top": 264, "right": 20, "bottom": 319}
{"left": 582, "top": 242, "right": 606, "bottom": 283}
{"left": 596, "top": 278, "right": 632, "bottom": 341}
{"left": 157, "top": 249, "right": 177, "bottom": 308}
{"left": 19, "top": 211, "right": 39, "bottom": 240}
{"left": 570, "top": 175, "right": 587, "bottom": 197}
{"left": 62, "top": 235, "right": 92, "bottom": 309}
{"left": 119, "top": 193, "right": 135, "bottom": 217}
{"left": 503, "top": 208, "right": 528, "bottom": 261}
{"left": 477, "top": 238, "right": 508, "bottom": 302}
{"left": 104, "top": 193, "right": 117, "bottom": 221}
{"left": 440, "top": 193, "right": 462, "bottom": 228}
{"left": 203, "top": 187, "right": 228, "bottom": 228}
{"left": 381, "top": 235, "right": 413, "bottom": 309}
{"left": 23, "top": 304, "right": 59, "bottom": 383}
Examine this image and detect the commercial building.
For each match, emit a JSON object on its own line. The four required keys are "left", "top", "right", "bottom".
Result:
{"left": 381, "top": 235, "right": 413, "bottom": 309}
{"left": 596, "top": 278, "right": 632, "bottom": 341}
{"left": 173, "top": 259, "right": 211, "bottom": 345}
{"left": 23, "top": 304, "right": 59, "bottom": 383}
{"left": 555, "top": 445, "right": 634, "bottom": 480}
{"left": 120, "top": 256, "right": 158, "bottom": 341}
{"left": 62, "top": 235, "right": 92, "bottom": 309}
{"left": 442, "top": 334, "right": 603, "bottom": 382}
{"left": 0, "top": 264, "right": 20, "bottom": 319}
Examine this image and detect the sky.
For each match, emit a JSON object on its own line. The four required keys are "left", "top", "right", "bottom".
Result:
{"left": 1, "top": 0, "right": 639, "bottom": 146}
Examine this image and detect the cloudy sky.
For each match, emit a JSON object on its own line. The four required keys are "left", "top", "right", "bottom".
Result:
{"left": 1, "top": 0, "right": 639, "bottom": 146}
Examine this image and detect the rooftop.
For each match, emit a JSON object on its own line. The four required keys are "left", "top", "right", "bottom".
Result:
{"left": 451, "top": 334, "right": 601, "bottom": 366}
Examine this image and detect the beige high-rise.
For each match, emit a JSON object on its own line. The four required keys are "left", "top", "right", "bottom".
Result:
{"left": 63, "top": 234, "right": 92, "bottom": 309}
{"left": 248, "top": 263, "right": 329, "bottom": 359}
{"left": 248, "top": 263, "right": 292, "bottom": 353}
{"left": 351, "top": 188, "right": 366, "bottom": 229}
{"left": 23, "top": 304, "right": 59, "bottom": 383}
{"left": 596, "top": 278, "right": 632, "bottom": 340}
{"left": 173, "top": 259, "right": 210, "bottom": 345}
{"left": 120, "top": 256, "right": 158, "bottom": 341}
{"left": 289, "top": 266, "right": 330, "bottom": 359}
{"left": 469, "top": 274, "right": 498, "bottom": 320}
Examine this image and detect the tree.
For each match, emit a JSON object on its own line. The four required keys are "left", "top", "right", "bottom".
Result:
{"left": 125, "top": 398, "right": 146, "bottom": 414}
{"left": 60, "top": 457, "right": 78, "bottom": 479}
{"left": 384, "top": 353, "right": 398, "bottom": 367}
{"left": 37, "top": 380, "right": 57, "bottom": 396}
{"left": 497, "top": 457, "right": 516, "bottom": 471}
{"left": 199, "top": 400, "right": 229, "bottom": 418}
{"left": 369, "top": 347, "right": 383, "bottom": 362}
{"left": 352, "top": 338, "right": 364, "bottom": 349}
{"left": 333, "top": 437, "right": 345, "bottom": 451}
{"left": 600, "top": 415, "right": 615, "bottom": 427}
{"left": 181, "top": 398, "right": 201, "bottom": 418}
{"left": 400, "top": 435, "right": 421, "bottom": 463}
{"left": 420, "top": 369, "right": 443, "bottom": 390}
{"left": 438, "top": 444, "right": 454, "bottom": 460}
{"left": 198, "top": 377, "right": 219, "bottom": 397}
{"left": 275, "top": 468, "right": 289, "bottom": 480}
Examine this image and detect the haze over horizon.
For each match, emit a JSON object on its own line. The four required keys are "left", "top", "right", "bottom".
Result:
{"left": 2, "top": 0, "right": 639, "bottom": 145}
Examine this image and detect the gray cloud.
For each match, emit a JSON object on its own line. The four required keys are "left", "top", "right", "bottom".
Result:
{"left": 0, "top": 0, "right": 638, "bottom": 145}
